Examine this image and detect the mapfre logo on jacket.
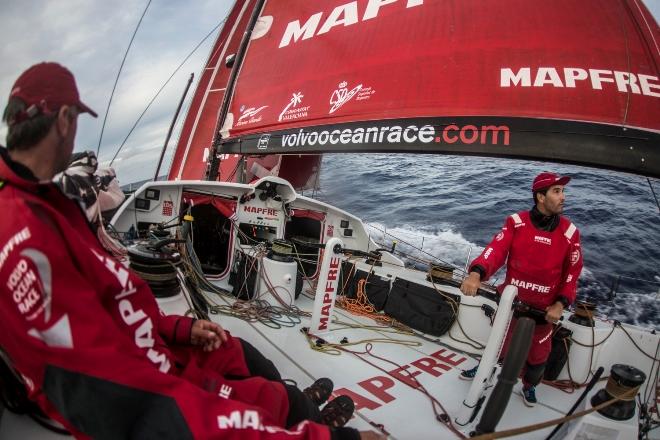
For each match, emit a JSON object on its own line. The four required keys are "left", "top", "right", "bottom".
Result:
{"left": 90, "top": 249, "right": 171, "bottom": 373}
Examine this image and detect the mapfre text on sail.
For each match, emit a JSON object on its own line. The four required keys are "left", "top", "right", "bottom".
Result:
{"left": 279, "top": 0, "right": 423, "bottom": 48}
{"left": 501, "top": 67, "right": 660, "bottom": 98}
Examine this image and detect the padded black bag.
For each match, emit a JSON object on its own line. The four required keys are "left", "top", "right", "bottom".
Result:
{"left": 384, "top": 278, "right": 460, "bottom": 336}
{"left": 338, "top": 261, "right": 359, "bottom": 299}
{"left": 229, "top": 253, "right": 258, "bottom": 300}
{"left": 544, "top": 326, "right": 573, "bottom": 380}
{"left": 339, "top": 265, "right": 391, "bottom": 311}
{"left": 361, "top": 272, "right": 391, "bottom": 311}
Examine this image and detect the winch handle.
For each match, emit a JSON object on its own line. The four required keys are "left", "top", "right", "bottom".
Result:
{"left": 289, "top": 237, "right": 325, "bottom": 249}
{"left": 474, "top": 288, "right": 501, "bottom": 304}
{"left": 514, "top": 302, "right": 565, "bottom": 322}
{"left": 147, "top": 238, "right": 187, "bottom": 251}
{"left": 338, "top": 246, "right": 382, "bottom": 260}
{"left": 428, "top": 276, "right": 500, "bottom": 302}
{"left": 157, "top": 222, "right": 181, "bottom": 230}
{"left": 288, "top": 238, "right": 383, "bottom": 260}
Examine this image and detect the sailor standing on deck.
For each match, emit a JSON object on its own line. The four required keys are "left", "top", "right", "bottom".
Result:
{"left": 459, "top": 172, "right": 584, "bottom": 406}
{"left": 0, "top": 62, "right": 382, "bottom": 440}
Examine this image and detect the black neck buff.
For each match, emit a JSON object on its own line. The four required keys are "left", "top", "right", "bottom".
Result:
{"left": 0, "top": 146, "right": 38, "bottom": 181}
{"left": 530, "top": 205, "right": 559, "bottom": 232}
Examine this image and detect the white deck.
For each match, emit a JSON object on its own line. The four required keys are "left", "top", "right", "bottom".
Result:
{"left": 159, "top": 291, "right": 566, "bottom": 439}
{"left": 4, "top": 177, "right": 657, "bottom": 439}
{"left": 1, "top": 288, "right": 653, "bottom": 439}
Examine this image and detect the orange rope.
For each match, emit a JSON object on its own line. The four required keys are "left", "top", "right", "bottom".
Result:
{"left": 337, "top": 279, "right": 408, "bottom": 330}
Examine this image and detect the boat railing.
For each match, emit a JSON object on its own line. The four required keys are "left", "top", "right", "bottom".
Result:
{"left": 455, "top": 285, "right": 518, "bottom": 427}
{"left": 366, "top": 222, "right": 660, "bottom": 299}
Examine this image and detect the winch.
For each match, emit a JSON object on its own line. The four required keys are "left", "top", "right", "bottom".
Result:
{"left": 127, "top": 239, "right": 182, "bottom": 298}
{"left": 591, "top": 364, "right": 645, "bottom": 421}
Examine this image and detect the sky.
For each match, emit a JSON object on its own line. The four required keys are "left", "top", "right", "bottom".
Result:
{"left": 0, "top": 0, "right": 659, "bottom": 184}
{"left": 0, "top": 0, "right": 230, "bottom": 183}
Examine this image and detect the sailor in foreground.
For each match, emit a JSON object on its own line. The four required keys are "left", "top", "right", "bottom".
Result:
{"left": 0, "top": 62, "right": 382, "bottom": 440}
{"left": 459, "top": 172, "right": 584, "bottom": 406}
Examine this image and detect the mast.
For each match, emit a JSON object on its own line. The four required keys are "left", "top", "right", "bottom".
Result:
{"left": 205, "top": 0, "right": 267, "bottom": 182}
{"left": 167, "top": 0, "right": 253, "bottom": 182}
{"left": 154, "top": 73, "right": 194, "bottom": 181}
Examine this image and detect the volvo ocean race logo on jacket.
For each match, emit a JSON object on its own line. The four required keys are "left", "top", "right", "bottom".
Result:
{"left": 10, "top": 249, "right": 51, "bottom": 322}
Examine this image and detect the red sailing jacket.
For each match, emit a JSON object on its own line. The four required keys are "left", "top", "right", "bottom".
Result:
{"left": 470, "top": 210, "right": 583, "bottom": 310}
{"left": 0, "top": 153, "right": 330, "bottom": 440}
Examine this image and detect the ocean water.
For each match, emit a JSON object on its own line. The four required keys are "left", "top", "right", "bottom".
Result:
{"left": 315, "top": 154, "right": 660, "bottom": 330}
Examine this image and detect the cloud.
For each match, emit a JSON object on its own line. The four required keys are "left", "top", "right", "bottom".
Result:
{"left": 0, "top": 0, "right": 229, "bottom": 183}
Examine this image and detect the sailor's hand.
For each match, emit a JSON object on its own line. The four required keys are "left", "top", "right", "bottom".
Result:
{"left": 545, "top": 302, "right": 564, "bottom": 323}
{"left": 359, "top": 431, "right": 387, "bottom": 440}
{"left": 460, "top": 272, "right": 481, "bottom": 296}
{"left": 191, "top": 319, "right": 228, "bottom": 351}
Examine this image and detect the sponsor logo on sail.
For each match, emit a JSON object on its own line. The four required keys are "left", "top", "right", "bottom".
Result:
{"left": 278, "top": 0, "right": 425, "bottom": 48}
{"left": 258, "top": 134, "right": 271, "bottom": 150}
{"left": 501, "top": 67, "right": 660, "bottom": 98}
{"left": 280, "top": 123, "right": 510, "bottom": 148}
{"left": 330, "top": 81, "right": 362, "bottom": 114}
{"left": 237, "top": 105, "right": 268, "bottom": 127}
{"left": 279, "top": 92, "right": 310, "bottom": 122}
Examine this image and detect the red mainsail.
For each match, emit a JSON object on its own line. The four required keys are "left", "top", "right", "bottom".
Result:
{"left": 211, "top": 0, "right": 659, "bottom": 177}
{"left": 167, "top": 0, "right": 321, "bottom": 188}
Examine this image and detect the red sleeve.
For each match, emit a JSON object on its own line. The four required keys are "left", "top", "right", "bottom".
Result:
{"left": 469, "top": 215, "right": 515, "bottom": 281}
{"left": 557, "top": 227, "right": 583, "bottom": 305}
{"left": 0, "top": 213, "right": 331, "bottom": 440}
{"left": 159, "top": 314, "right": 195, "bottom": 345}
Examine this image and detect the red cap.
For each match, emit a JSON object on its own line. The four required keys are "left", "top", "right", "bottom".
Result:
{"left": 532, "top": 172, "right": 570, "bottom": 192}
{"left": 8, "top": 62, "right": 97, "bottom": 124}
